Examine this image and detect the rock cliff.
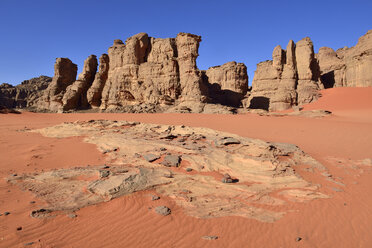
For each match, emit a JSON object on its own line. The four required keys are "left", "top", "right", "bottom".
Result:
{"left": 318, "top": 30, "right": 372, "bottom": 88}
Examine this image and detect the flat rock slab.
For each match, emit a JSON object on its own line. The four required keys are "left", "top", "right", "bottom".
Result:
{"left": 143, "top": 153, "right": 160, "bottom": 162}
{"left": 215, "top": 137, "right": 241, "bottom": 146}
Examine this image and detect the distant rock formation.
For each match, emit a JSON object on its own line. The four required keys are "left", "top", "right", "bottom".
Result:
{"left": 0, "top": 76, "right": 52, "bottom": 109}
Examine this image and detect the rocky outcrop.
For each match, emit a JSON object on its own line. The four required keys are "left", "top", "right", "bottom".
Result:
{"left": 37, "top": 58, "right": 77, "bottom": 112}
{"left": 248, "top": 37, "right": 321, "bottom": 111}
{"left": 318, "top": 30, "right": 372, "bottom": 88}
{"left": 0, "top": 76, "right": 52, "bottom": 108}
{"left": 62, "top": 55, "right": 98, "bottom": 111}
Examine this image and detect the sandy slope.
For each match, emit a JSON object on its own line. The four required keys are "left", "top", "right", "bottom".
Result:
{"left": 0, "top": 87, "right": 372, "bottom": 248}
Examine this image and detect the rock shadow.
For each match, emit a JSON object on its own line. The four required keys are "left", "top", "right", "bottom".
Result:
{"left": 249, "top": 96, "right": 270, "bottom": 111}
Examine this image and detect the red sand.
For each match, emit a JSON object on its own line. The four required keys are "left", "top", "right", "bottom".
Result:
{"left": 1, "top": 87, "right": 372, "bottom": 247}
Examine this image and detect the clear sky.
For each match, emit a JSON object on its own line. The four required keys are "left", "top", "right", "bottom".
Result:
{"left": 0, "top": 0, "right": 371, "bottom": 85}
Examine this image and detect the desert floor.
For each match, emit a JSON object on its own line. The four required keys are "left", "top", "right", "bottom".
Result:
{"left": 1, "top": 87, "right": 372, "bottom": 248}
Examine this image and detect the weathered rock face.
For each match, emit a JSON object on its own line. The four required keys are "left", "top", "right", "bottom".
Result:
{"left": 248, "top": 38, "right": 320, "bottom": 111}
{"left": 87, "top": 54, "right": 110, "bottom": 107}
{"left": 37, "top": 58, "right": 77, "bottom": 112}
{"left": 100, "top": 33, "right": 181, "bottom": 109}
{"left": 0, "top": 76, "right": 52, "bottom": 108}
{"left": 62, "top": 55, "right": 98, "bottom": 111}
{"left": 318, "top": 30, "right": 372, "bottom": 88}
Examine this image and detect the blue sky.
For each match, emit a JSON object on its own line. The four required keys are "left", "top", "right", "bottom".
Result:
{"left": 0, "top": 0, "right": 371, "bottom": 85}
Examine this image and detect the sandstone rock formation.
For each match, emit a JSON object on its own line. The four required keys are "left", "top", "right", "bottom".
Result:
{"left": 0, "top": 76, "right": 51, "bottom": 109}
{"left": 37, "top": 58, "right": 77, "bottom": 112}
{"left": 318, "top": 30, "right": 372, "bottom": 88}
{"left": 248, "top": 38, "right": 321, "bottom": 111}
{"left": 33, "top": 32, "right": 248, "bottom": 113}
{"left": 7, "top": 30, "right": 371, "bottom": 113}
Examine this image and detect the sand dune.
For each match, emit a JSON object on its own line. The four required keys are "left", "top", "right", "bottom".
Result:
{"left": 1, "top": 87, "right": 372, "bottom": 247}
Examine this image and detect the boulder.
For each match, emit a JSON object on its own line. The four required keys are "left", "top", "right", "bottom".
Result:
{"left": 154, "top": 206, "right": 171, "bottom": 216}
